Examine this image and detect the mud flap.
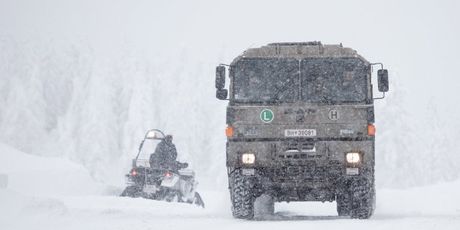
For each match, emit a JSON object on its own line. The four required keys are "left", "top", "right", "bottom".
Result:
{"left": 254, "top": 194, "right": 274, "bottom": 219}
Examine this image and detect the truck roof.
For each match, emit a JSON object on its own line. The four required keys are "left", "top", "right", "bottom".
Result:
{"left": 231, "top": 42, "right": 369, "bottom": 65}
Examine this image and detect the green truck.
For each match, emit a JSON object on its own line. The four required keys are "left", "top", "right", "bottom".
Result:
{"left": 215, "top": 42, "right": 389, "bottom": 219}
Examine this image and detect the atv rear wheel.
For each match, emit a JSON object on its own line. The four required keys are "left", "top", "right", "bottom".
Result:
{"left": 120, "top": 186, "right": 142, "bottom": 197}
{"left": 163, "top": 190, "right": 180, "bottom": 202}
{"left": 229, "top": 169, "right": 255, "bottom": 219}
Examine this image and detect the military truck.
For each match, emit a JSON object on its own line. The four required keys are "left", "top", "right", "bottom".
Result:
{"left": 215, "top": 42, "right": 389, "bottom": 219}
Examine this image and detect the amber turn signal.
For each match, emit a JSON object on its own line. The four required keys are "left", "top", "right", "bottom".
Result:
{"left": 226, "top": 126, "right": 234, "bottom": 137}
{"left": 367, "top": 124, "right": 376, "bottom": 136}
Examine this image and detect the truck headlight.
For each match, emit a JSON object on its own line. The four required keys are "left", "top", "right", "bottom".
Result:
{"left": 346, "top": 152, "right": 361, "bottom": 164}
{"left": 241, "top": 153, "right": 255, "bottom": 164}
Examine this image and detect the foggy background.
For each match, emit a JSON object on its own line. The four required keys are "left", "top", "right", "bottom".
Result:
{"left": 1, "top": 0, "right": 459, "bottom": 189}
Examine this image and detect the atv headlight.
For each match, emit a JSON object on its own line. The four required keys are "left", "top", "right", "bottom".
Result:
{"left": 346, "top": 152, "right": 361, "bottom": 164}
{"left": 241, "top": 153, "right": 255, "bottom": 164}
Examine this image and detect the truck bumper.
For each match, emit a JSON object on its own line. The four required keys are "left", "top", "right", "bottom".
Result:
{"left": 231, "top": 166, "right": 373, "bottom": 202}
{"left": 226, "top": 139, "right": 375, "bottom": 202}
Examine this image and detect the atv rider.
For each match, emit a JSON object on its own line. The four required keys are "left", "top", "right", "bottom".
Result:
{"left": 149, "top": 135, "right": 187, "bottom": 171}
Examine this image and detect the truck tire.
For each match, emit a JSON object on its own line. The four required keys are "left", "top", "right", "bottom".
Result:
{"left": 229, "top": 169, "right": 255, "bottom": 219}
{"left": 350, "top": 179, "right": 375, "bottom": 219}
{"left": 336, "top": 192, "right": 351, "bottom": 216}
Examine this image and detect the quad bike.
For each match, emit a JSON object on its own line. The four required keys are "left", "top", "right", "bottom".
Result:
{"left": 120, "top": 129, "right": 205, "bottom": 208}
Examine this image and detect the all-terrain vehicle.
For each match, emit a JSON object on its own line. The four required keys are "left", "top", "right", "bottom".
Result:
{"left": 215, "top": 42, "right": 389, "bottom": 219}
{"left": 120, "top": 129, "right": 205, "bottom": 208}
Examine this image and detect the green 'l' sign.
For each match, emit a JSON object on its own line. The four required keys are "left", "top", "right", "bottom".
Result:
{"left": 260, "top": 109, "right": 274, "bottom": 123}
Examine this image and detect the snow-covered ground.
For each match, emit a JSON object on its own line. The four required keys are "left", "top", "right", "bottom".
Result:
{"left": 1, "top": 143, "right": 459, "bottom": 230}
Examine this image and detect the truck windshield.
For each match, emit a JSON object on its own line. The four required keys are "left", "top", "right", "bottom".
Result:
{"left": 232, "top": 58, "right": 299, "bottom": 103}
{"left": 300, "top": 58, "right": 368, "bottom": 103}
{"left": 231, "top": 58, "right": 368, "bottom": 103}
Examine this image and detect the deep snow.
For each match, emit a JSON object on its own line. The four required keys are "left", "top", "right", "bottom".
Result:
{"left": 1, "top": 143, "right": 459, "bottom": 230}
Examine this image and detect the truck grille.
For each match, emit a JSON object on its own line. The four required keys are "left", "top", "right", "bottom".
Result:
{"left": 278, "top": 141, "right": 321, "bottom": 159}
{"left": 268, "top": 161, "right": 342, "bottom": 181}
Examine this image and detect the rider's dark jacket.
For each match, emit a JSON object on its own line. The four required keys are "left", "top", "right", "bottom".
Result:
{"left": 149, "top": 139, "right": 178, "bottom": 169}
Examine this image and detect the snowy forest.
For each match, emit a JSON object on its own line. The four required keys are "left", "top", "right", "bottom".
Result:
{"left": 1, "top": 37, "right": 459, "bottom": 188}
{"left": 1, "top": 0, "right": 460, "bottom": 229}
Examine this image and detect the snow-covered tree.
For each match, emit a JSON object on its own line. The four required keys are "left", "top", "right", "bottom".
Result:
{"left": 420, "top": 98, "right": 458, "bottom": 184}
{"left": 376, "top": 75, "right": 423, "bottom": 188}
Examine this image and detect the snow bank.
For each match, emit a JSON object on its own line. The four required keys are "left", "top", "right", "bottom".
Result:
{"left": 0, "top": 142, "right": 459, "bottom": 230}
{"left": 0, "top": 142, "right": 104, "bottom": 196}
{"left": 376, "top": 180, "right": 460, "bottom": 217}
{"left": 0, "top": 142, "right": 103, "bottom": 229}
{"left": 2, "top": 181, "right": 460, "bottom": 230}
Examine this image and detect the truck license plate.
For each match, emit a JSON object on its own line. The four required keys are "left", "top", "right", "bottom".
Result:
{"left": 285, "top": 129, "right": 317, "bottom": 137}
{"left": 242, "top": 168, "right": 255, "bottom": 176}
{"left": 346, "top": 168, "right": 359, "bottom": 175}
{"left": 143, "top": 184, "right": 158, "bottom": 193}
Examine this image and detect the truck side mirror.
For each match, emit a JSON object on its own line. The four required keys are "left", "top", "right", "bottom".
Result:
{"left": 215, "top": 66, "right": 226, "bottom": 89}
{"left": 132, "top": 159, "right": 137, "bottom": 168}
{"left": 216, "top": 88, "right": 228, "bottom": 100}
{"left": 377, "top": 69, "right": 389, "bottom": 92}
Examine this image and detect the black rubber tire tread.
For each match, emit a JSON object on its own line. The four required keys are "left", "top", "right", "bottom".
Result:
{"left": 193, "top": 192, "right": 205, "bottom": 208}
{"left": 336, "top": 192, "right": 351, "bottom": 216}
{"left": 161, "top": 188, "right": 180, "bottom": 202}
{"left": 120, "top": 186, "right": 142, "bottom": 197}
{"left": 350, "top": 179, "right": 375, "bottom": 219}
{"left": 229, "top": 169, "right": 255, "bottom": 219}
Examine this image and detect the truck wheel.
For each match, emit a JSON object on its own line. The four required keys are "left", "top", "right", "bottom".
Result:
{"left": 336, "top": 192, "right": 351, "bottom": 216}
{"left": 229, "top": 169, "right": 255, "bottom": 219}
{"left": 350, "top": 179, "right": 375, "bottom": 219}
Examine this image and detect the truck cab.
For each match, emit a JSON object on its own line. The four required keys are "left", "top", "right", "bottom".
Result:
{"left": 215, "top": 42, "right": 389, "bottom": 219}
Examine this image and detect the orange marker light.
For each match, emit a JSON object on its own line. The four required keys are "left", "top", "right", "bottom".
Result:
{"left": 226, "top": 126, "right": 234, "bottom": 137}
{"left": 368, "top": 124, "right": 376, "bottom": 136}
